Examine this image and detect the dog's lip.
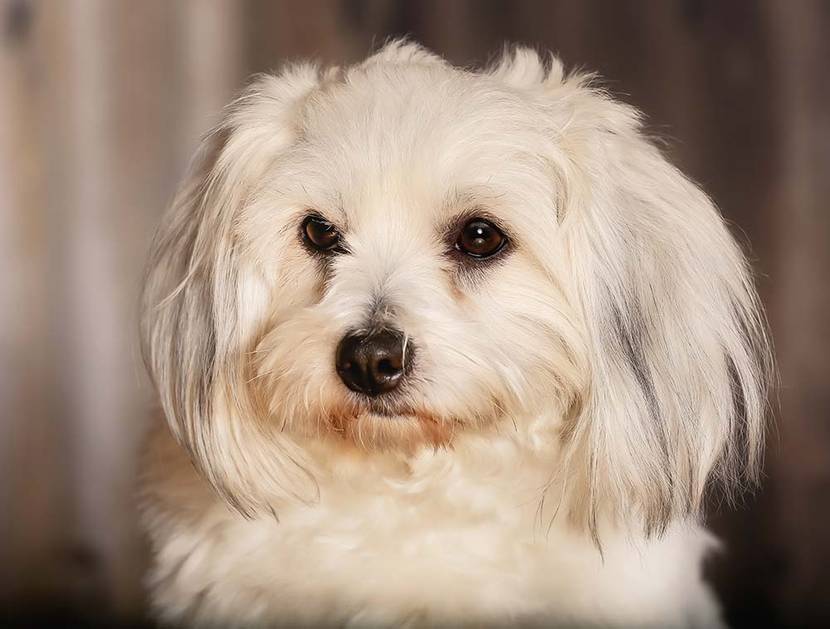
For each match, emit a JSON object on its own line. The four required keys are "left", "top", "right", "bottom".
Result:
{"left": 335, "top": 394, "right": 447, "bottom": 425}
{"left": 361, "top": 402, "right": 412, "bottom": 419}
{"left": 350, "top": 397, "right": 429, "bottom": 420}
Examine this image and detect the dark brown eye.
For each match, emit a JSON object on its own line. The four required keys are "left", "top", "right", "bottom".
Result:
{"left": 302, "top": 215, "right": 341, "bottom": 252}
{"left": 455, "top": 219, "right": 507, "bottom": 259}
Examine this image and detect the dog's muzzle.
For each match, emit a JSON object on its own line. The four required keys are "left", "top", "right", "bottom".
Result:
{"left": 335, "top": 328, "right": 408, "bottom": 397}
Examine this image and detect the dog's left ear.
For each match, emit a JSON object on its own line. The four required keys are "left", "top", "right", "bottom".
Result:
{"left": 492, "top": 49, "right": 773, "bottom": 536}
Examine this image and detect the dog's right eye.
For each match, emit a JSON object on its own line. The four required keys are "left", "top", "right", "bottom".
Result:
{"left": 455, "top": 218, "right": 507, "bottom": 259}
{"left": 302, "top": 215, "right": 342, "bottom": 253}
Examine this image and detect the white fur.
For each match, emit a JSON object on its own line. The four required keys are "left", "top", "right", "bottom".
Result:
{"left": 140, "top": 41, "right": 771, "bottom": 627}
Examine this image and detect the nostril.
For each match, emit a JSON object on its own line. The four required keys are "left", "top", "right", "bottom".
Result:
{"left": 375, "top": 358, "right": 401, "bottom": 376}
{"left": 343, "top": 361, "right": 361, "bottom": 380}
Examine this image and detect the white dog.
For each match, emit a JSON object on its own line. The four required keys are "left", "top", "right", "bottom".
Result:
{"left": 140, "top": 41, "right": 772, "bottom": 627}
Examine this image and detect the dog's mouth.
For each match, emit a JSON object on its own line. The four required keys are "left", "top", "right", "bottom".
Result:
{"left": 361, "top": 397, "right": 415, "bottom": 419}
{"left": 324, "top": 396, "right": 454, "bottom": 449}
{"left": 354, "top": 402, "right": 443, "bottom": 427}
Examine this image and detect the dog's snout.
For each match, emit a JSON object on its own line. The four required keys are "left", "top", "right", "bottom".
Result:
{"left": 336, "top": 329, "right": 408, "bottom": 396}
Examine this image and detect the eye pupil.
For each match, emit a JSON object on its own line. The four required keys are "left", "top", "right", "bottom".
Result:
{"left": 456, "top": 219, "right": 506, "bottom": 259}
{"left": 303, "top": 215, "right": 341, "bottom": 252}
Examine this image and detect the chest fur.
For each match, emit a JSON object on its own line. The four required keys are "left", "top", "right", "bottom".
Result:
{"left": 140, "top": 426, "right": 721, "bottom": 627}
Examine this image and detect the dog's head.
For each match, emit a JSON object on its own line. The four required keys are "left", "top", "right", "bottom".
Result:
{"left": 142, "top": 42, "right": 772, "bottom": 533}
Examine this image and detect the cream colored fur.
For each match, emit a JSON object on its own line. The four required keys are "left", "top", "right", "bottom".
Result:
{"left": 139, "top": 41, "right": 771, "bottom": 627}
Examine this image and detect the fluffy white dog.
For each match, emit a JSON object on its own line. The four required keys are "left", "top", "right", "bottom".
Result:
{"left": 140, "top": 41, "right": 772, "bottom": 627}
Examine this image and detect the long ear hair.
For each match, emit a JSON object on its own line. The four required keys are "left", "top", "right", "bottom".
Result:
{"left": 141, "top": 66, "right": 323, "bottom": 515}
{"left": 559, "top": 74, "right": 772, "bottom": 539}
{"left": 490, "top": 49, "right": 773, "bottom": 538}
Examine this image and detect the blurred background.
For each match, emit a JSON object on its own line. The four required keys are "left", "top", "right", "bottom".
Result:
{"left": 1, "top": 0, "right": 828, "bottom": 626}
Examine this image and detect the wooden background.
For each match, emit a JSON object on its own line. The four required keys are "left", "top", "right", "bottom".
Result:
{"left": 1, "top": 0, "right": 828, "bottom": 626}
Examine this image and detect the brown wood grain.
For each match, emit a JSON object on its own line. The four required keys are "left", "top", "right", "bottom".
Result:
{"left": 1, "top": 0, "right": 827, "bottom": 625}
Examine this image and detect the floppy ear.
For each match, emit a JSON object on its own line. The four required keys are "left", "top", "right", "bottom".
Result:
{"left": 493, "top": 49, "right": 774, "bottom": 537}
{"left": 560, "top": 84, "right": 772, "bottom": 538}
{"left": 141, "top": 66, "right": 323, "bottom": 515}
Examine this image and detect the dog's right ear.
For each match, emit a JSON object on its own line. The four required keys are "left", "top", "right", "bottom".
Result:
{"left": 141, "top": 66, "right": 323, "bottom": 515}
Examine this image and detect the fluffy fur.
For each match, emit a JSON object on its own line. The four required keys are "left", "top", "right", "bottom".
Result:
{"left": 139, "top": 41, "right": 772, "bottom": 627}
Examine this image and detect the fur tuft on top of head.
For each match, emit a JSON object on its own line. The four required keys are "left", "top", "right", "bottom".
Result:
{"left": 363, "top": 38, "right": 448, "bottom": 68}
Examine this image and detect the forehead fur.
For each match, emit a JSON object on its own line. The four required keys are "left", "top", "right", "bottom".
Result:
{"left": 298, "top": 69, "right": 548, "bottom": 191}
{"left": 238, "top": 46, "right": 583, "bottom": 258}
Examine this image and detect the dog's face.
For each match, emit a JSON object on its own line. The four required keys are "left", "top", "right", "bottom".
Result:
{"left": 143, "top": 43, "right": 771, "bottom": 531}
{"left": 240, "top": 64, "right": 585, "bottom": 451}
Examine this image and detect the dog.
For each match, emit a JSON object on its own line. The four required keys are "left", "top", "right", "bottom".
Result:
{"left": 139, "top": 41, "right": 772, "bottom": 627}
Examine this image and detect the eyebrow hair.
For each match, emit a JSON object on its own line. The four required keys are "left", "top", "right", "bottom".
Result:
{"left": 442, "top": 184, "right": 508, "bottom": 212}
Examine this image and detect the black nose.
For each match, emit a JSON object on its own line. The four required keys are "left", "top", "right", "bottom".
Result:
{"left": 336, "top": 329, "right": 407, "bottom": 396}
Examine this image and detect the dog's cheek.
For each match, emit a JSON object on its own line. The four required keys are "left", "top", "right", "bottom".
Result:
{"left": 404, "top": 304, "right": 523, "bottom": 421}
{"left": 237, "top": 214, "right": 325, "bottom": 308}
{"left": 472, "top": 260, "right": 587, "bottom": 414}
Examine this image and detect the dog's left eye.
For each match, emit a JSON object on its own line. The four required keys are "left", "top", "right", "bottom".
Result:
{"left": 302, "top": 215, "right": 342, "bottom": 253}
{"left": 455, "top": 219, "right": 507, "bottom": 259}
